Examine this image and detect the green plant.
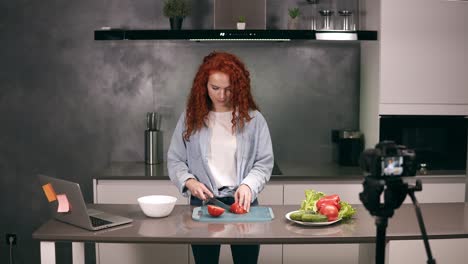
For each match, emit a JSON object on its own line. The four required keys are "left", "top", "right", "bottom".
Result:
{"left": 288, "top": 7, "right": 300, "bottom": 19}
{"left": 163, "top": 0, "right": 191, "bottom": 18}
{"left": 238, "top": 16, "right": 246, "bottom": 23}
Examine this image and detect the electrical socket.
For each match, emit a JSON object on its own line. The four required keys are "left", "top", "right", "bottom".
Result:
{"left": 5, "top": 233, "right": 17, "bottom": 245}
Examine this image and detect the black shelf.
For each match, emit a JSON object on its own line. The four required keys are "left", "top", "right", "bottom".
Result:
{"left": 94, "top": 29, "right": 377, "bottom": 41}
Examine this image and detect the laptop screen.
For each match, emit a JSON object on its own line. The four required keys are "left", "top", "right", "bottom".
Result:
{"left": 38, "top": 175, "right": 94, "bottom": 229}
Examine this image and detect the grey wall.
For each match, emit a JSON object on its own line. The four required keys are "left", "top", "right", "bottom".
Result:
{"left": 0, "top": 1, "right": 359, "bottom": 263}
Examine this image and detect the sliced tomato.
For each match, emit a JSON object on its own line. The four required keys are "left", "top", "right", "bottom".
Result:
{"left": 207, "top": 205, "right": 225, "bottom": 217}
{"left": 230, "top": 202, "right": 247, "bottom": 214}
{"left": 319, "top": 204, "right": 339, "bottom": 221}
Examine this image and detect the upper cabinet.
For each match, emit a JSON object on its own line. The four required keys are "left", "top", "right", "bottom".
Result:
{"left": 378, "top": 0, "right": 468, "bottom": 115}
{"left": 94, "top": 0, "right": 377, "bottom": 41}
{"left": 360, "top": 0, "right": 468, "bottom": 147}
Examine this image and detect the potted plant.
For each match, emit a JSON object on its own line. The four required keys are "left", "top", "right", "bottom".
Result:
{"left": 236, "top": 16, "right": 246, "bottom": 30}
{"left": 163, "top": 0, "right": 191, "bottom": 30}
{"left": 287, "top": 7, "right": 300, "bottom": 30}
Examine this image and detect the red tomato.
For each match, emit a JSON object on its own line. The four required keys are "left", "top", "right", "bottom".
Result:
{"left": 316, "top": 195, "right": 341, "bottom": 211}
{"left": 207, "top": 205, "right": 225, "bottom": 217}
{"left": 319, "top": 204, "right": 339, "bottom": 221}
{"left": 230, "top": 202, "right": 247, "bottom": 214}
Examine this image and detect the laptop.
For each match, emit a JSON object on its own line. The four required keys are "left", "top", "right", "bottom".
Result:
{"left": 39, "top": 174, "right": 133, "bottom": 231}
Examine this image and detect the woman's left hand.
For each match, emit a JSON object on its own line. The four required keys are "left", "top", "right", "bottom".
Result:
{"left": 234, "top": 184, "right": 252, "bottom": 212}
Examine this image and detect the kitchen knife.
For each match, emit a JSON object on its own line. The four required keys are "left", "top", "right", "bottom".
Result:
{"left": 207, "top": 197, "right": 231, "bottom": 211}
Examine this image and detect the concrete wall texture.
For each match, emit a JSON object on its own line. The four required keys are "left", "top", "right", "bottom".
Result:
{"left": 0, "top": 1, "right": 360, "bottom": 263}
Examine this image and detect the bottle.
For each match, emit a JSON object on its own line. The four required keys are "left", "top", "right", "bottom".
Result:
{"left": 145, "top": 112, "right": 163, "bottom": 164}
{"left": 318, "top": 9, "right": 335, "bottom": 30}
{"left": 338, "top": 10, "right": 354, "bottom": 31}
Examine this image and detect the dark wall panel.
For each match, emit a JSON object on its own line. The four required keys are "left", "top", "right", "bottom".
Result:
{"left": 0, "top": 1, "right": 359, "bottom": 263}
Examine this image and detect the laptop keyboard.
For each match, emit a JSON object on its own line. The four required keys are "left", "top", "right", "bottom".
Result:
{"left": 89, "top": 216, "right": 112, "bottom": 227}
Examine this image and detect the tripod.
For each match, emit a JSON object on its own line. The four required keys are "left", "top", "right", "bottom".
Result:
{"left": 360, "top": 177, "right": 436, "bottom": 264}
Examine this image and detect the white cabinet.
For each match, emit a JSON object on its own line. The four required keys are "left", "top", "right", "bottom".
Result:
{"left": 283, "top": 182, "right": 364, "bottom": 205}
{"left": 283, "top": 179, "right": 466, "bottom": 205}
{"left": 283, "top": 244, "right": 360, "bottom": 264}
{"left": 257, "top": 184, "right": 283, "bottom": 205}
{"left": 360, "top": 0, "right": 468, "bottom": 119}
{"left": 94, "top": 180, "right": 189, "bottom": 204}
{"left": 401, "top": 181, "right": 465, "bottom": 204}
{"left": 94, "top": 180, "right": 189, "bottom": 264}
{"left": 389, "top": 239, "right": 468, "bottom": 264}
{"left": 379, "top": 0, "right": 468, "bottom": 108}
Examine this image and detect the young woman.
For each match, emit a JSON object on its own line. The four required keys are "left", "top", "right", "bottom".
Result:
{"left": 167, "top": 51, "right": 273, "bottom": 264}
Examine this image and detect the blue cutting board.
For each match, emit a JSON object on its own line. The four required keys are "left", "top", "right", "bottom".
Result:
{"left": 192, "top": 206, "right": 275, "bottom": 222}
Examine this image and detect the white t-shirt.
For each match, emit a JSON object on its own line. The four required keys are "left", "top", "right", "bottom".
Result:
{"left": 207, "top": 111, "right": 237, "bottom": 189}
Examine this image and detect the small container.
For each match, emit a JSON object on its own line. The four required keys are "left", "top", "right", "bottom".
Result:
{"left": 338, "top": 10, "right": 354, "bottom": 31}
{"left": 137, "top": 195, "right": 177, "bottom": 218}
{"left": 419, "top": 163, "right": 428, "bottom": 175}
{"left": 145, "top": 112, "right": 163, "bottom": 164}
{"left": 335, "top": 130, "right": 364, "bottom": 166}
{"left": 318, "top": 9, "right": 335, "bottom": 30}
{"left": 145, "top": 130, "right": 163, "bottom": 164}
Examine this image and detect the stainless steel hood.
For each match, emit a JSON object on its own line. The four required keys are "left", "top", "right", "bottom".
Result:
{"left": 94, "top": 29, "right": 377, "bottom": 41}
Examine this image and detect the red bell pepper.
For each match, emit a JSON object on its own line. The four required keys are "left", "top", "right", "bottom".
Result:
{"left": 316, "top": 194, "right": 341, "bottom": 211}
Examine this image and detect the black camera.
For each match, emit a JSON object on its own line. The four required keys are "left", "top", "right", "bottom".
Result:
{"left": 359, "top": 140, "right": 436, "bottom": 264}
{"left": 360, "top": 140, "right": 417, "bottom": 178}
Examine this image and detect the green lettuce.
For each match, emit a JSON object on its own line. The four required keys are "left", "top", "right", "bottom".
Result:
{"left": 338, "top": 201, "right": 356, "bottom": 219}
{"left": 300, "top": 189, "right": 325, "bottom": 212}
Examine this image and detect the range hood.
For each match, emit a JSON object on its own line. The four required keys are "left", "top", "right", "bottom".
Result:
{"left": 94, "top": 29, "right": 378, "bottom": 41}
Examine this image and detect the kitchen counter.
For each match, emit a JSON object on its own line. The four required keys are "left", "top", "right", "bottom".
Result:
{"left": 33, "top": 203, "right": 468, "bottom": 264}
{"left": 96, "top": 162, "right": 466, "bottom": 182}
{"left": 33, "top": 203, "right": 468, "bottom": 244}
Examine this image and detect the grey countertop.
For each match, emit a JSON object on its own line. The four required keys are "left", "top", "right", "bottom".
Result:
{"left": 33, "top": 203, "right": 468, "bottom": 244}
{"left": 95, "top": 162, "right": 466, "bottom": 182}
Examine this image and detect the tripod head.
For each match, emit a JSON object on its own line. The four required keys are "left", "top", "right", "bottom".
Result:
{"left": 359, "top": 141, "right": 419, "bottom": 217}
{"left": 360, "top": 177, "right": 407, "bottom": 218}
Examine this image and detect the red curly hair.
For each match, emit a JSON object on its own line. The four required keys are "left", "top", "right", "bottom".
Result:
{"left": 183, "top": 51, "right": 258, "bottom": 141}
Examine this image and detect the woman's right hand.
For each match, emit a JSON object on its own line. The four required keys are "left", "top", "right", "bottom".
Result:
{"left": 185, "top": 179, "right": 214, "bottom": 201}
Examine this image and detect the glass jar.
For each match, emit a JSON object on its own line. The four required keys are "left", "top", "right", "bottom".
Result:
{"left": 338, "top": 10, "right": 354, "bottom": 31}
{"left": 318, "top": 9, "right": 335, "bottom": 30}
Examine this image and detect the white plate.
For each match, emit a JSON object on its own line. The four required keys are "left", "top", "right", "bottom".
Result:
{"left": 285, "top": 210, "right": 341, "bottom": 226}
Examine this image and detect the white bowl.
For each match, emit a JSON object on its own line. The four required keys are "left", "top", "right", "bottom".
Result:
{"left": 137, "top": 195, "right": 177, "bottom": 218}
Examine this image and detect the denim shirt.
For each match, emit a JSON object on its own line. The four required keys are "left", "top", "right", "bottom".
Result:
{"left": 167, "top": 110, "right": 274, "bottom": 203}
